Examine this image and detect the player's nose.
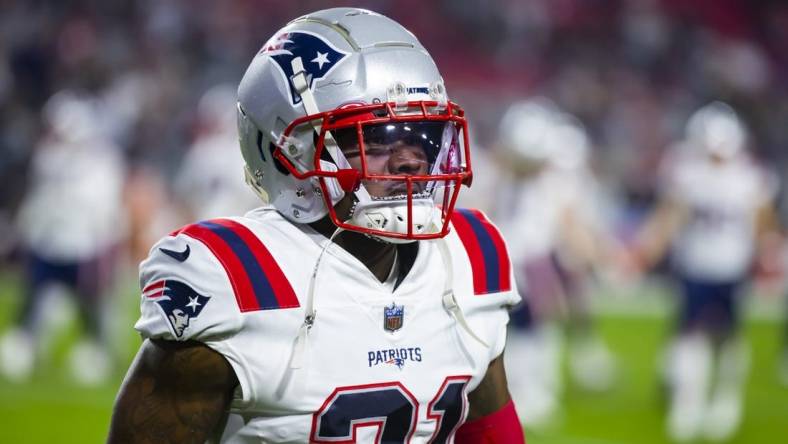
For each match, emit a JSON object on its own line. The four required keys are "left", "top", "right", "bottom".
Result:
{"left": 388, "top": 145, "right": 427, "bottom": 175}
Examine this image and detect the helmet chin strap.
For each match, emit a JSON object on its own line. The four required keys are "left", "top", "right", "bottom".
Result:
{"left": 350, "top": 200, "right": 435, "bottom": 244}
{"left": 433, "top": 225, "right": 489, "bottom": 349}
{"left": 290, "top": 57, "right": 341, "bottom": 163}
{"left": 290, "top": 57, "right": 372, "bottom": 203}
{"left": 291, "top": 224, "right": 345, "bottom": 369}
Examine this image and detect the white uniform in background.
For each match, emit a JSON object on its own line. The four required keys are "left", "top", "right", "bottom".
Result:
{"left": 657, "top": 102, "right": 777, "bottom": 443}
{"left": 17, "top": 134, "right": 126, "bottom": 262}
{"left": 660, "top": 145, "right": 776, "bottom": 442}
{"left": 500, "top": 166, "right": 580, "bottom": 280}
{"left": 174, "top": 128, "right": 260, "bottom": 221}
{"left": 497, "top": 167, "right": 573, "bottom": 427}
{"left": 174, "top": 85, "right": 260, "bottom": 221}
{"left": 662, "top": 147, "right": 776, "bottom": 282}
{"left": 495, "top": 100, "right": 617, "bottom": 427}
{"left": 136, "top": 206, "right": 519, "bottom": 443}
{"left": 0, "top": 91, "right": 126, "bottom": 385}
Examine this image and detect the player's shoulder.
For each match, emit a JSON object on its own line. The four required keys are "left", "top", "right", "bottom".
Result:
{"left": 446, "top": 208, "right": 517, "bottom": 298}
{"left": 443, "top": 208, "right": 520, "bottom": 359}
{"left": 136, "top": 209, "right": 304, "bottom": 341}
{"left": 151, "top": 210, "right": 302, "bottom": 306}
{"left": 736, "top": 155, "right": 779, "bottom": 199}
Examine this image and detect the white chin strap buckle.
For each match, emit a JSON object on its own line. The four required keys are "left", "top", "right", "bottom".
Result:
{"left": 350, "top": 200, "right": 436, "bottom": 242}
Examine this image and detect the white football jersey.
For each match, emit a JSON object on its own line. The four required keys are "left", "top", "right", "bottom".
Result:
{"left": 16, "top": 136, "right": 126, "bottom": 261}
{"left": 174, "top": 129, "right": 260, "bottom": 220}
{"left": 497, "top": 167, "right": 583, "bottom": 267}
{"left": 660, "top": 148, "right": 776, "bottom": 281}
{"left": 135, "top": 206, "right": 520, "bottom": 443}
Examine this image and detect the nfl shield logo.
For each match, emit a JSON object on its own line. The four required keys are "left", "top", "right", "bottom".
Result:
{"left": 383, "top": 302, "right": 404, "bottom": 332}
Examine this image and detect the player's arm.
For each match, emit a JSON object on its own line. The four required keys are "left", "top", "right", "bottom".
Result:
{"left": 753, "top": 197, "right": 784, "bottom": 280}
{"left": 456, "top": 353, "right": 525, "bottom": 443}
{"left": 107, "top": 338, "right": 238, "bottom": 444}
{"left": 559, "top": 206, "right": 623, "bottom": 271}
{"left": 634, "top": 197, "right": 688, "bottom": 271}
{"left": 755, "top": 200, "right": 781, "bottom": 241}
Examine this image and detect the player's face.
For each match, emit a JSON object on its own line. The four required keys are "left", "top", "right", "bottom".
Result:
{"left": 335, "top": 122, "right": 447, "bottom": 199}
{"left": 709, "top": 151, "right": 727, "bottom": 165}
{"left": 343, "top": 141, "right": 429, "bottom": 197}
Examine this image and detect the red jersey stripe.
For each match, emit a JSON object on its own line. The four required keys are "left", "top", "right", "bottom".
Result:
{"left": 467, "top": 209, "right": 511, "bottom": 292}
{"left": 450, "top": 210, "right": 488, "bottom": 294}
{"left": 180, "top": 223, "right": 262, "bottom": 312}
{"left": 210, "top": 219, "right": 299, "bottom": 309}
{"left": 142, "top": 280, "right": 165, "bottom": 294}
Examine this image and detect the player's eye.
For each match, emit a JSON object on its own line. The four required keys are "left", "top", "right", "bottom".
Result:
{"left": 364, "top": 145, "right": 393, "bottom": 157}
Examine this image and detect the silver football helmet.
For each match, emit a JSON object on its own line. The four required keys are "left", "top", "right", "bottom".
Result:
{"left": 44, "top": 90, "right": 101, "bottom": 144}
{"left": 496, "top": 98, "right": 559, "bottom": 165}
{"left": 237, "top": 8, "right": 471, "bottom": 242}
{"left": 685, "top": 101, "right": 746, "bottom": 160}
{"left": 544, "top": 113, "right": 590, "bottom": 172}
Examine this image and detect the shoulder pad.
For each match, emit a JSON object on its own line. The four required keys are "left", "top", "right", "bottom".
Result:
{"left": 172, "top": 218, "right": 300, "bottom": 312}
{"left": 136, "top": 218, "right": 300, "bottom": 341}
{"left": 450, "top": 208, "right": 512, "bottom": 295}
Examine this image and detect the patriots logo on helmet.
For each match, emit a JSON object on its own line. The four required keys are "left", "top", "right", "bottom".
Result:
{"left": 260, "top": 31, "right": 349, "bottom": 106}
{"left": 143, "top": 280, "right": 211, "bottom": 338}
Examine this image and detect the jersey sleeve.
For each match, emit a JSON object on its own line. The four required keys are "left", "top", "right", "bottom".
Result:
{"left": 134, "top": 228, "right": 244, "bottom": 342}
{"left": 448, "top": 208, "right": 522, "bottom": 361}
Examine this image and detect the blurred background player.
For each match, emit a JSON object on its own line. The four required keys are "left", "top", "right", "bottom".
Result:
{"left": 782, "top": 255, "right": 788, "bottom": 387}
{"left": 774, "top": 182, "right": 788, "bottom": 388}
{"left": 778, "top": 194, "right": 788, "bottom": 387}
{"left": 173, "top": 83, "right": 260, "bottom": 223}
{"left": 0, "top": 90, "right": 127, "bottom": 386}
{"left": 496, "top": 98, "right": 623, "bottom": 427}
{"left": 634, "top": 101, "right": 780, "bottom": 442}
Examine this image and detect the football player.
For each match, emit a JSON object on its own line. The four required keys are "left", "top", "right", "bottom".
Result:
{"left": 173, "top": 84, "right": 260, "bottom": 222}
{"left": 635, "top": 102, "right": 779, "bottom": 442}
{"left": 108, "top": 8, "right": 525, "bottom": 443}
{"left": 782, "top": 278, "right": 788, "bottom": 387}
{"left": 0, "top": 90, "right": 126, "bottom": 385}
{"left": 495, "top": 99, "right": 620, "bottom": 427}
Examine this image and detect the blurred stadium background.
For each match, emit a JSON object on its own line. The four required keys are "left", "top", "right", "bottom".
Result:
{"left": 1, "top": 0, "right": 787, "bottom": 443}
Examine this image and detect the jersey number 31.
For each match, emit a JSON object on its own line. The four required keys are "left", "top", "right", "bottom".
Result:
{"left": 310, "top": 376, "right": 470, "bottom": 443}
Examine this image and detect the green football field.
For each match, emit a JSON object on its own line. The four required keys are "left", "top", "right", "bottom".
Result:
{"left": 0, "top": 270, "right": 786, "bottom": 443}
